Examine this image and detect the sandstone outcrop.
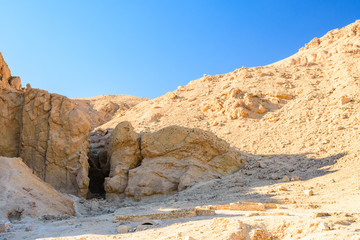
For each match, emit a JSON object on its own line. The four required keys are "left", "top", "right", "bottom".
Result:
{"left": 0, "top": 53, "right": 91, "bottom": 197}
{"left": 0, "top": 157, "right": 75, "bottom": 222}
{"left": 104, "top": 121, "right": 141, "bottom": 200}
{"left": 277, "top": 19, "right": 360, "bottom": 66}
{"left": 104, "top": 122, "right": 245, "bottom": 199}
{"left": 0, "top": 53, "right": 22, "bottom": 90}
{"left": 0, "top": 52, "right": 12, "bottom": 88}
{"left": 201, "top": 88, "right": 269, "bottom": 119}
{"left": 0, "top": 89, "right": 23, "bottom": 157}
{"left": 21, "top": 87, "right": 91, "bottom": 197}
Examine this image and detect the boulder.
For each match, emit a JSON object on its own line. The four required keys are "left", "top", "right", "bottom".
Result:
{"left": 123, "top": 125, "right": 245, "bottom": 199}
{"left": 0, "top": 52, "right": 11, "bottom": 88}
{"left": 104, "top": 121, "right": 141, "bottom": 200}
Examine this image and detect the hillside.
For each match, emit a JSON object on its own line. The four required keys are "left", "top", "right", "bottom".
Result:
{"left": 2, "top": 20, "right": 360, "bottom": 240}
{"left": 73, "top": 94, "right": 149, "bottom": 128}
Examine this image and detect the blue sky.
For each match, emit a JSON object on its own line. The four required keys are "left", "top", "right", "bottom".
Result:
{"left": 0, "top": 1, "right": 359, "bottom": 99}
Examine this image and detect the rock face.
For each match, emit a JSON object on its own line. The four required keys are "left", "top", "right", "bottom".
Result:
{"left": 21, "top": 87, "right": 91, "bottom": 197}
{"left": 0, "top": 53, "right": 91, "bottom": 197}
{"left": 105, "top": 122, "right": 245, "bottom": 199}
{"left": 104, "top": 121, "right": 141, "bottom": 200}
{"left": 0, "top": 89, "right": 23, "bottom": 157}
{"left": 0, "top": 53, "right": 22, "bottom": 90}
{"left": 0, "top": 52, "right": 12, "bottom": 88}
{"left": 0, "top": 157, "right": 75, "bottom": 222}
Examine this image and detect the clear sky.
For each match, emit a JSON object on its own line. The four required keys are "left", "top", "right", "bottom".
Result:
{"left": 0, "top": 1, "right": 359, "bottom": 99}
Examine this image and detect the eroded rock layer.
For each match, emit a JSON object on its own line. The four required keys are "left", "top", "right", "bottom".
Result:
{"left": 104, "top": 122, "right": 245, "bottom": 200}
{"left": 21, "top": 88, "right": 91, "bottom": 197}
{"left": 0, "top": 53, "right": 91, "bottom": 197}
{"left": 0, "top": 89, "right": 23, "bottom": 157}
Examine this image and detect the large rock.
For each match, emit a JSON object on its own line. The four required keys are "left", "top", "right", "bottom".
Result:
{"left": 0, "top": 89, "right": 23, "bottom": 157}
{"left": 21, "top": 87, "right": 91, "bottom": 197}
{"left": 104, "top": 121, "right": 141, "bottom": 200}
{"left": 105, "top": 123, "right": 245, "bottom": 199}
{"left": 0, "top": 52, "right": 11, "bottom": 88}
{"left": 0, "top": 53, "right": 91, "bottom": 197}
{"left": 0, "top": 157, "right": 75, "bottom": 222}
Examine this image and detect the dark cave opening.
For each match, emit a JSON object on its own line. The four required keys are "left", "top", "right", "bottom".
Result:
{"left": 87, "top": 149, "right": 109, "bottom": 198}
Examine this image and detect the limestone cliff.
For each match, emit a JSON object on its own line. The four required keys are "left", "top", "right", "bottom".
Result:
{"left": 21, "top": 88, "right": 91, "bottom": 197}
{"left": 0, "top": 53, "right": 91, "bottom": 197}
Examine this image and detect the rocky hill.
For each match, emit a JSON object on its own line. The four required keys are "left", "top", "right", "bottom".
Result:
{"left": 1, "top": 20, "right": 360, "bottom": 240}
{"left": 73, "top": 94, "right": 148, "bottom": 129}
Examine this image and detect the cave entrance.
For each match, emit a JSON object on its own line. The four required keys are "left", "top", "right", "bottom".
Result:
{"left": 87, "top": 147, "right": 109, "bottom": 198}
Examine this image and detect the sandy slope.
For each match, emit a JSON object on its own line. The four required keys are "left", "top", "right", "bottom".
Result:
{"left": 0, "top": 157, "right": 75, "bottom": 223}
{"left": 2, "top": 20, "right": 360, "bottom": 240}
{"left": 73, "top": 94, "right": 148, "bottom": 128}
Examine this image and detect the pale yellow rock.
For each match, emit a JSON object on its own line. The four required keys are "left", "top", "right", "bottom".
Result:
{"left": 183, "top": 236, "right": 196, "bottom": 240}
{"left": 124, "top": 125, "right": 245, "bottom": 198}
{"left": 340, "top": 96, "right": 352, "bottom": 104}
{"left": 210, "top": 218, "right": 247, "bottom": 240}
{"left": 304, "top": 189, "right": 314, "bottom": 196}
{"left": 104, "top": 121, "right": 141, "bottom": 199}
{"left": 8, "top": 77, "right": 22, "bottom": 90}
{"left": 117, "top": 225, "right": 131, "bottom": 233}
{"left": 282, "top": 176, "right": 290, "bottom": 182}
{"left": 249, "top": 229, "right": 272, "bottom": 240}
{"left": 318, "top": 222, "right": 330, "bottom": 231}
{"left": 277, "top": 185, "right": 288, "bottom": 191}
{"left": 0, "top": 52, "right": 11, "bottom": 87}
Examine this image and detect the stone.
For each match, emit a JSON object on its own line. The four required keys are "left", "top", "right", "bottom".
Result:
{"left": 210, "top": 218, "right": 247, "bottom": 240}
{"left": 340, "top": 96, "right": 352, "bottom": 105}
{"left": 201, "top": 88, "right": 270, "bottom": 119}
{"left": 277, "top": 186, "right": 287, "bottom": 191}
{"left": 104, "top": 121, "right": 141, "bottom": 200}
{"left": 0, "top": 221, "right": 12, "bottom": 233}
{"left": 123, "top": 125, "right": 245, "bottom": 198}
{"left": 8, "top": 77, "right": 22, "bottom": 90}
{"left": 282, "top": 176, "right": 290, "bottom": 182}
{"left": 318, "top": 222, "right": 330, "bottom": 231}
{"left": 229, "top": 202, "right": 266, "bottom": 211}
{"left": 117, "top": 225, "right": 131, "bottom": 233}
{"left": 259, "top": 162, "right": 267, "bottom": 169}
{"left": 249, "top": 229, "right": 272, "bottom": 240}
{"left": 184, "top": 237, "right": 196, "bottom": 240}
{"left": 314, "top": 212, "right": 331, "bottom": 218}
{"left": 304, "top": 189, "right": 313, "bottom": 196}
{"left": 25, "top": 226, "right": 33, "bottom": 232}
{"left": 0, "top": 52, "right": 11, "bottom": 87}
{"left": 291, "top": 176, "right": 301, "bottom": 181}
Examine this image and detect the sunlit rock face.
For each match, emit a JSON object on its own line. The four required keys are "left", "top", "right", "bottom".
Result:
{"left": 104, "top": 122, "right": 245, "bottom": 200}
{"left": 0, "top": 53, "right": 91, "bottom": 197}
